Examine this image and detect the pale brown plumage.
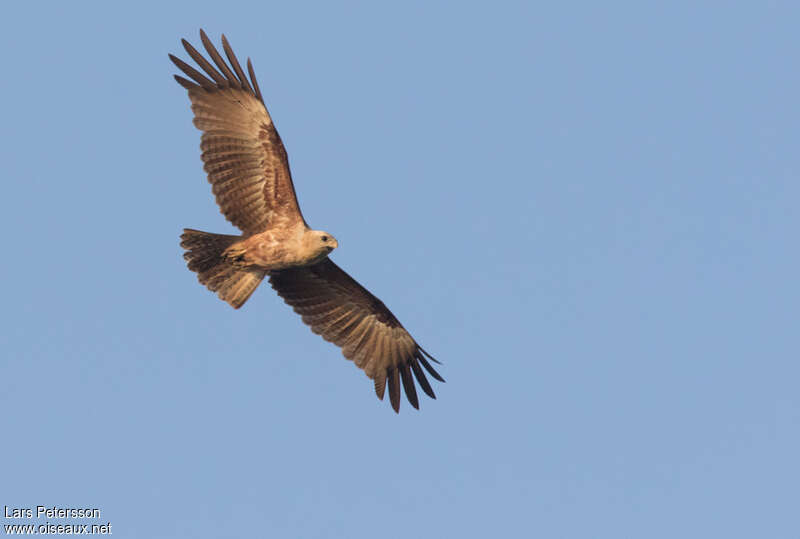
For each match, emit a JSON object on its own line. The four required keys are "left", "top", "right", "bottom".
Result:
{"left": 171, "top": 30, "right": 443, "bottom": 412}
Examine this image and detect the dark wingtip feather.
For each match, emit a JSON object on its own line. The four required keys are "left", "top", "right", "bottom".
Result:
{"left": 417, "top": 351, "right": 445, "bottom": 383}
{"left": 182, "top": 37, "right": 227, "bottom": 86}
{"left": 247, "top": 57, "right": 264, "bottom": 103}
{"left": 169, "top": 53, "right": 216, "bottom": 90}
{"left": 221, "top": 34, "right": 254, "bottom": 94}
{"left": 199, "top": 29, "right": 240, "bottom": 88}
{"left": 410, "top": 359, "right": 436, "bottom": 399}
{"left": 419, "top": 346, "right": 442, "bottom": 365}
{"left": 400, "top": 363, "right": 419, "bottom": 410}
{"left": 173, "top": 75, "right": 198, "bottom": 90}
{"left": 168, "top": 53, "right": 182, "bottom": 67}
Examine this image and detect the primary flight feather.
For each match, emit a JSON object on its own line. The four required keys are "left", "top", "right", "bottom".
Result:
{"left": 170, "top": 30, "right": 443, "bottom": 413}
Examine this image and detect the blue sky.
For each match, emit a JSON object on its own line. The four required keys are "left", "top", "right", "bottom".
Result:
{"left": 2, "top": 1, "right": 798, "bottom": 537}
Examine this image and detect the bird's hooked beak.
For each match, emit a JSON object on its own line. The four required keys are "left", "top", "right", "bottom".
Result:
{"left": 328, "top": 238, "right": 339, "bottom": 251}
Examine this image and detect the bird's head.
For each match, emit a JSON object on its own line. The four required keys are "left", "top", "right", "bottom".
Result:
{"left": 311, "top": 229, "right": 338, "bottom": 255}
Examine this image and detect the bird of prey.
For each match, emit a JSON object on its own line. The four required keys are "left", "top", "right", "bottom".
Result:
{"left": 170, "top": 30, "right": 443, "bottom": 412}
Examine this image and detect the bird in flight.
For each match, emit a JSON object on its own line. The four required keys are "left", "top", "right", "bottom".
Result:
{"left": 170, "top": 30, "right": 443, "bottom": 412}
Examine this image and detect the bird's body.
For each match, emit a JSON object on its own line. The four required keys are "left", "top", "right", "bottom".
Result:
{"left": 171, "top": 30, "right": 443, "bottom": 412}
{"left": 225, "top": 226, "right": 336, "bottom": 271}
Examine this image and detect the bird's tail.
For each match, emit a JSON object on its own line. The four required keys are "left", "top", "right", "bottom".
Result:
{"left": 180, "top": 228, "right": 266, "bottom": 309}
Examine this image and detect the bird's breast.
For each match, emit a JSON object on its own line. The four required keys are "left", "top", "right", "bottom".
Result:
{"left": 238, "top": 230, "right": 309, "bottom": 270}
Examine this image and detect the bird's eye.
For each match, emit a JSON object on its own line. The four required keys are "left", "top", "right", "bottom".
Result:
{"left": 321, "top": 236, "right": 328, "bottom": 242}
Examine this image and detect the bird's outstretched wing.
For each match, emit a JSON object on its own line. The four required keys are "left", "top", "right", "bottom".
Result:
{"left": 269, "top": 259, "right": 444, "bottom": 412}
{"left": 170, "top": 30, "right": 305, "bottom": 234}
